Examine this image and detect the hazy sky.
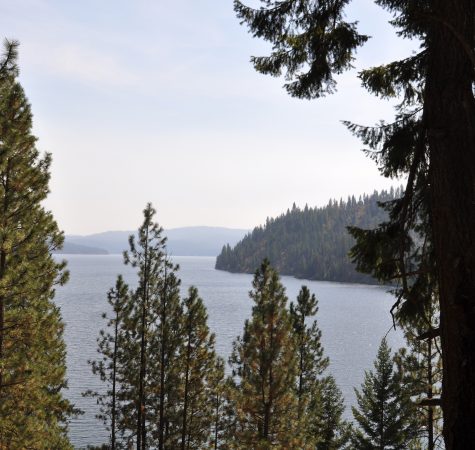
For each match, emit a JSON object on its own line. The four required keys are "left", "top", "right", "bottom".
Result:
{"left": 0, "top": 0, "right": 416, "bottom": 234}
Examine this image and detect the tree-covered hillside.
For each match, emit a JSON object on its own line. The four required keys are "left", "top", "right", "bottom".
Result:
{"left": 216, "top": 189, "right": 402, "bottom": 284}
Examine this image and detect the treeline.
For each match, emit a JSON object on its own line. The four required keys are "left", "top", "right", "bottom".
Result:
{"left": 88, "top": 205, "right": 442, "bottom": 450}
{"left": 216, "top": 189, "right": 402, "bottom": 283}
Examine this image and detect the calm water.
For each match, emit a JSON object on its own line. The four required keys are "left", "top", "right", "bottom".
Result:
{"left": 54, "top": 255, "right": 403, "bottom": 449}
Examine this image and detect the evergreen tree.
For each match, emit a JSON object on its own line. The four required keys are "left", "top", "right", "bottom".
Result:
{"left": 289, "top": 286, "right": 329, "bottom": 446}
{"left": 123, "top": 203, "right": 170, "bottom": 450}
{"left": 233, "top": 2, "right": 475, "bottom": 445}
{"left": 395, "top": 302, "right": 443, "bottom": 450}
{"left": 86, "top": 275, "right": 130, "bottom": 450}
{"left": 0, "top": 40, "right": 75, "bottom": 449}
{"left": 216, "top": 189, "right": 401, "bottom": 284}
{"left": 315, "top": 375, "right": 351, "bottom": 450}
{"left": 351, "top": 338, "right": 418, "bottom": 449}
{"left": 290, "top": 287, "right": 350, "bottom": 449}
{"left": 227, "top": 259, "right": 303, "bottom": 449}
{"left": 89, "top": 205, "right": 226, "bottom": 450}
{"left": 148, "top": 260, "right": 183, "bottom": 450}
{"left": 209, "top": 358, "right": 226, "bottom": 450}
{"left": 179, "top": 286, "right": 223, "bottom": 450}
{"left": 290, "top": 286, "right": 329, "bottom": 409}
{"left": 122, "top": 204, "right": 183, "bottom": 450}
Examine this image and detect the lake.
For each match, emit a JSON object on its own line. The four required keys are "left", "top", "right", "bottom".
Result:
{"left": 54, "top": 255, "right": 404, "bottom": 449}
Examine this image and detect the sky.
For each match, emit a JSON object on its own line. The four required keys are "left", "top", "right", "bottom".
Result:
{"left": 0, "top": 0, "right": 417, "bottom": 235}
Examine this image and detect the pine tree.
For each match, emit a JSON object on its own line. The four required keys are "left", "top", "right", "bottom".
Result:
{"left": 209, "top": 358, "right": 226, "bottom": 450}
{"left": 289, "top": 286, "right": 329, "bottom": 446}
{"left": 123, "top": 204, "right": 164, "bottom": 450}
{"left": 227, "top": 259, "right": 303, "bottom": 449}
{"left": 233, "top": 2, "right": 475, "bottom": 445}
{"left": 395, "top": 301, "right": 443, "bottom": 450}
{"left": 179, "top": 286, "right": 223, "bottom": 450}
{"left": 290, "top": 286, "right": 329, "bottom": 407}
{"left": 315, "top": 375, "right": 351, "bottom": 450}
{"left": 86, "top": 275, "right": 130, "bottom": 450}
{"left": 148, "top": 261, "right": 183, "bottom": 450}
{"left": 351, "top": 338, "right": 418, "bottom": 449}
{"left": 122, "top": 203, "right": 181, "bottom": 450}
{"left": 89, "top": 205, "right": 227, "bottom": 449}
{"left": 0, "top": 40, "right": 74, "bottom": 448}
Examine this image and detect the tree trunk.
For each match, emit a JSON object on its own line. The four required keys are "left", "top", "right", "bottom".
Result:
{"left": 158, "top": 269, "right": 168, "bottom": 450}
{"left": 427, "top": 337, "right": 434, "bottom": 450}
{"left": 0, "top": 250, "right": 5, "bottom": 392}
{"left": 137, "top": 230, "right": 149, "bottom": 450}
{"left": 214, "top": 392, "right": 219, "bottom": 450}
{"left": 181, "top": 334, "right": 191, "bottom": 450}
{"left": 111, "top": 309, "right": 118, "bottom": 450}
{"left": 426, "top": 1, "right": 475, "bottom": 448}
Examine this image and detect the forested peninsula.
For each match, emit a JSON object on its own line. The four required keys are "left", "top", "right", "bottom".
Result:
{"left": 216, "top": 189, "right": 402, "bottom": 284}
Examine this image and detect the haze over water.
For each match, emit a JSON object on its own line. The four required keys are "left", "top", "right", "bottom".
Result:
{"left": 54, "top": 255, "right": 403, "bottom": 448}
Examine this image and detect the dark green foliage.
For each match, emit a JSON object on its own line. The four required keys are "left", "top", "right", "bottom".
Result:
{"left": 234, "top": 0, "right": 369, "bottom": 99}
{"left": 315, "top": 376, "right": 351, "bottom": 450}
{"left": 290, "top": 287, "right": 350, "bottom": 448}
{"left": 235, "top": 0, "right": 475, "bottom": 444}
{"left": 124, "top": 203, "right": 175, "bottom": 450}
{"left": 85, "top": 276, "right": 130, "bottom": 450}
{"left": 178, "top": 286, "right": 224, "bottom": 450}
{"left": 351, "top": 339, "right": 418, "bottom": 449}
{"left": 0, "top": 40, "right": 75, "bottom": 449}
{"left": 290, "top": 286, "right": 328, "bottom": 443}
{"left": 0, "top": 39, "right": 18, "bottom": 81}
{"left": 227, "top": 259, "right": 303, "bottom": 449}
{"left": 89, "top": 205, "right": 223, "bottom": 450}
{"left": 208, "top": 358, "right": 226, "bottom": 449}
{"left": 394, "top": 302, "right": 443, "bottom": 449}
{"left": 226, "top": 261, "right": 349, "bottom": 449}
{"left": 291, "top": 286, "right": 329, "bottom": 401}
{"left": 216, "top": 189, "right": 401, "bottom": 283}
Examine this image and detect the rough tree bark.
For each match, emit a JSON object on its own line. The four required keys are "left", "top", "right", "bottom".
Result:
{"left": 426, "top": 1, "right": 475, "bottom": 448}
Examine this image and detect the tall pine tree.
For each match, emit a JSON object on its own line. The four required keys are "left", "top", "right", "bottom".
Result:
{"left": 0, "top": 40, "right": 74, "bottom": 449}
{"left": 290, "top": 286, "right": 350, "bottom": 449}
{"left": 227, "top": 259, "right": 303, "bottom": 449}
{"left": 89, "top": 205, "right": 224, "bottom": 449}
{"left": 179, "top": 286, "right": 224, "bottom": 450}
{"left": 86, "top": 275, "right": 130, "bottom": 450}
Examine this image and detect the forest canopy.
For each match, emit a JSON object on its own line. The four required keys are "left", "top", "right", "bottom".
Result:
{"left": 216, "top": 188, "right": 402, "bottom": 284}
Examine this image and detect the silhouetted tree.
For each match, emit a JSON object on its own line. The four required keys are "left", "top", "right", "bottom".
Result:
{"left": 234, "top": 2, "right": 475, "bottom": 445}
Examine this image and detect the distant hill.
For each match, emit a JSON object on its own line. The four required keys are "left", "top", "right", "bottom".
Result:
{"left": 215, "top": 189, "right": 402, "bottom": 284}
{"left": 57, "top": 226, "right": 248, "bottom": 256}
{"left": 55, "top": 241, "right": 108, "bottom": 255}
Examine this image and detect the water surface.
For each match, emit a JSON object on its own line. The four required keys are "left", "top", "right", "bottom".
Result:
{"left": 54, "top": 255, "right": 403, "bottom": 448}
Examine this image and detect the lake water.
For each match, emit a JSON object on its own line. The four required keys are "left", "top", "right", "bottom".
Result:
{"left": 54, "top": 255, "right": 404, "bottom": 449}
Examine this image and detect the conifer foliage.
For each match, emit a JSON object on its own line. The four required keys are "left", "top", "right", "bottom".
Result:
{"left": 216, "top": 189, "right": 401, "bottom": 283}
{"left": 0, "top": 40, "right": 74, "bottom": 449}
{"left": 86, "top": 276, "right": 130, "bottom": 450}
{"left": 227, "top": 259, "right": 301, "bottom": 449}
{"left": 226, "top": 260, "right": 345, "bottom": 449}
{"left": 89, "top": 204, "right": 223, "bottom": 450}
{"left": 290, "top": 287, "right": 350, "bottom": 449}
{"left": 351, "top": 338, "right": 418, "bottom": 449}
{"left": 234, "top": 1, "right": 475, "bottom": 445}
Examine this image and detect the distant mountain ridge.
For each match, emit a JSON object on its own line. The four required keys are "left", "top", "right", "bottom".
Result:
{"left": 57, "top": 226, "right": 248, "bottom": 256}
{"left": 216, "top": 189, "right": 402, "bottom": 284}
